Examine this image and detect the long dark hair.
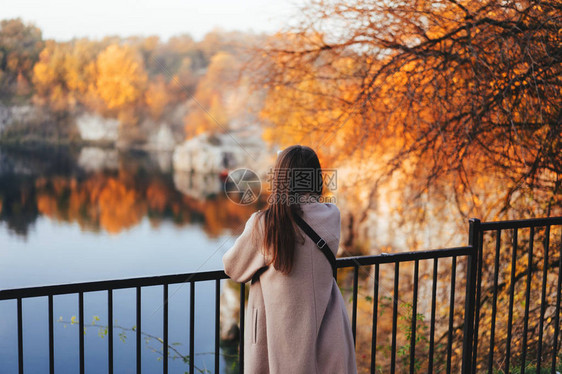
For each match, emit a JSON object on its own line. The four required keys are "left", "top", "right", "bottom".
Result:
{"left": 257, "top": 145, "right": 323, "bottom": 274}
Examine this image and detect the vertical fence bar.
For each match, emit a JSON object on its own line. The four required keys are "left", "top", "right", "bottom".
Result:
{"left": 136, "top": 286, "right": 141, "bottom": 374}
{"left": 215, "top": 279, "right": 220, "bottom": 374}
{"left": 371, "top": 263, "right": 379, "bottom": 374}
{"left": 390, "top": 262, "right": 399, "bottom": 374}
{"left": 108, "top": 289, "right": 113, "bottom": 374}
{"left": 461, "top": 218, "right": 480, "bottom": 374}
{"left": 79, "top": 291, "right": 84, "bottom": 374}
{"left": 536, "top": 225, "right": 549, "bottom": 373}
{"left": 352, "top": 265, "right": 359, "bottom": 345}
{"left": 552, "top": 234, "right": 562, "bottom": 373}
{"left": 520, "top": 227, "right": 534, "bottom": 374}
{"left": 17, "top": 297, "right": 23, "bottom": 374}
{"left": 505, "top": 228, "right": 518, "bottom": 373}
{"left": 446, "top": 256, "right": 456, "bottom": 374}
{"left": 190, "top": 281, "right": 195, "bottom": 374}
{"left": 428, "top": 258, "right": 438, "bottom": 374}
{"left": 471, "top": 229, "right": 484, "bottom": 372}
{"left": 48, "top": 294, "right": 54, "bottom": 374}
{"left": 239, "top": 282, "right": 245, "bottom": 374}
{"left": 163, "top": 284, "right": 168, "bottom": 374}
{"left": 410, "top": 260, "right": 419, "bottom": 374}
{"left": 488, "top": 229, "right": 501, "bottom": 373}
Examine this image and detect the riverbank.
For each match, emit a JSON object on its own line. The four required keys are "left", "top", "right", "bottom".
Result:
{"left": 0, "top": 104, "right": 177, "bottom": 150}
{"left": 0, "top": 103, "right": 270, "bottom": 175}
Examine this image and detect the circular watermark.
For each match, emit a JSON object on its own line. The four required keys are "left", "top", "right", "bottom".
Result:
{"left": 224, "top": 168, "right": 262, "bottom": 205}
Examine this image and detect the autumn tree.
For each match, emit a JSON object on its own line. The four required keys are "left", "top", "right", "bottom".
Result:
{"left": 4, "top": 23, "right": 266, "bottom": 141}
{"left": 94, "top": 44, "right": 148, "bottom": 124}
{"left": 254, "top": 2, "right": 561, "bottom": 371}
{"left": 256, "top": 0, "right": 561, "bottom": 223}
{"left": 63, "top": 39, "right": 102, "bottom": 106}
{"left": 0, "top": 18, "right": 43, "bottom": 98}
{"left": 143, "top": 75, "right": 171, "bottom": 120}
{"left": 32, "top": 40, "right": 71, "bottom": 112}
{"left": 184, "top": 52, "right": 240, "bottom": 137}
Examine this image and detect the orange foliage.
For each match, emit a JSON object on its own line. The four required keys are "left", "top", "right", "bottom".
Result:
{"left": 256, "top": 0, "right": 561, "bottom": 222}
{"left": 32, "top": 171, "right": 259, "bottom": 236}
{"left": 145, "top": 75, "right": 171, "bottom": 120}
{"left": 23, "top": 27, "right": 263, "bottom": 141}
{"left": 95, "top": 44, "right": 147, "bottom": 111}
{"left": 183, "top": 52, "right": 239, "bottom": 137}
{"left": 32, "top": 41, "right": 72, "bottom": 112}
{"left": 36, "top": 193, "right": 58, "bottom": 218}
{"left": 146, "top": 180, "right": 169, "bottom": 212}
{"left": 97, "top": 178, "right": 145, "bottom": 233}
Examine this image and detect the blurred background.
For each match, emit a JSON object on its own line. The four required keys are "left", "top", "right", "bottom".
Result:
{"left": 0, "top": 0, "right": 560, "bottom": 372}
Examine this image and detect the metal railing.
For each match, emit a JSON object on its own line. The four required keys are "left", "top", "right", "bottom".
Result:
{"left": 336, "top": 244, "right": 474, "bottom": 374}
{"left": 0, "top": 216, "right": 560, "bottom": 373}
{"left": 0, "top": 271, "right": 228, "bottom": 374}
{"left": 473, "top": 217, "right": 562, "bottom": 374}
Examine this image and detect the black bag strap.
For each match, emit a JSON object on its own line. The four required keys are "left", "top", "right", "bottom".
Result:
{"left": 294, "top": 213, "right": 337, "bottom": 278}
{"left": 251, "top": 266, "right": 269, "bottom": 284}
{"left": 250, "top": 214, "right": 338, "bottom": 284}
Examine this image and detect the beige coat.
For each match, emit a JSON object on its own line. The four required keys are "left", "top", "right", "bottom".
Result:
{"left": 222, "top": 202, "right": 358, "bottom": 374}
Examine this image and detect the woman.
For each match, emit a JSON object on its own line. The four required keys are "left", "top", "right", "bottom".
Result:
{"left": 222, "top": 145, "right": 358, "bottom": 374}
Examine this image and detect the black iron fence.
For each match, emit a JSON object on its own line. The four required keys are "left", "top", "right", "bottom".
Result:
{"left": 472, "top": 218, "right": 562, "bottom": 373}
{"left": 0, "top": 216, "right": 560, "bottom": 373}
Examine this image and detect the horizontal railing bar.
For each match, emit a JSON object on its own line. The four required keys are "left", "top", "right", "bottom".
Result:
{"left": 336, "top": 246, "right": 472, "bottom": 267}
{"left": 479, "top": 216, "right": 562, "bottom": 230}
{"left": 0, "top": 270, "right": 229, "bottom": 300}
{"left": 0, "top": 246, "right": 473, "bottom": 300}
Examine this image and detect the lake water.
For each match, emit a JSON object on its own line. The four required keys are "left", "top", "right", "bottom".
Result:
{"left": 0, "top": 146, "right": 264, "bottom": 373}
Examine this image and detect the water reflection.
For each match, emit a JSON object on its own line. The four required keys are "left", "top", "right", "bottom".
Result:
{"left": 77, "top": 147, "right": 119, "bottom": 172}
{"left": 0, "top": 145, "right": 262, "bottom": 373}
{"left": 0, "top": 146, "right": 264, "bottom": 238}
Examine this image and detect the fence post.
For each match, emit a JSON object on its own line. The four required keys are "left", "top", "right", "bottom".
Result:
{"left": 462, "top": 218, "right": 480, "bottom": 374}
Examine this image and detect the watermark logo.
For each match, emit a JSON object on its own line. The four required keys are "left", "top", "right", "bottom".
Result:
{"left": 224, "top": 168, "right": 262, "bottom": 205}
{"left": 265, "top": 168, "right": 337, "bottom": 193}
{"left": 224, "top": 167, "right": 338, "bottom": 205}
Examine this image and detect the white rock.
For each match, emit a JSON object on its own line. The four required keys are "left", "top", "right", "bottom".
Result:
{"left": 151, "top": 124, "right": 176, "bottom": 151}
{"left": 172, "top": 129, "right": 267, "bottom": 174}
{"left": 149, "top": 151, "right": 173, "bottom": 173}
{"left": 173, "top": 170, "right": 221, "bottom": 200}
{"left": 0, "top": 104, "right": 43, "bottom": 134}
{"left": 76, "top": 113, "right": 119, "bottom": 142}
{"left": 77, "top": 147, "right": 118, "bottom": 172}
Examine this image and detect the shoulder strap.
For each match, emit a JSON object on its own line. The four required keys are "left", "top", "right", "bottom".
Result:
{"left": 294, "top": 213, "right": 337, "bottom": 278}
